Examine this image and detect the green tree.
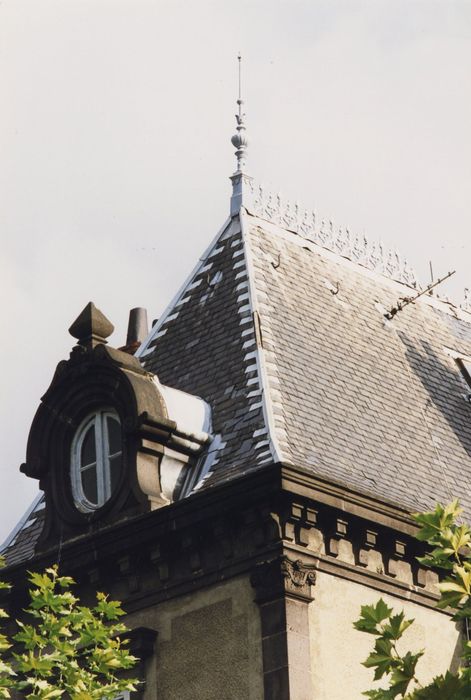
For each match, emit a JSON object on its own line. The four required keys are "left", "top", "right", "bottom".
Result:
{"left": 0, "top": 562, "right": 137, "bottom": 699}
{"left": 354, "top": 500, "right": 471, "bottom": 699}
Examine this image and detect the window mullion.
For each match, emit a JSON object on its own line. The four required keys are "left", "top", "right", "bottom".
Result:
{"left": 102, "top": 412, "right": 112, "bottom": 501}
{"left": 75, "top": 418, "right": 96, "bottom": 504}
{"left": 95, "top": 413, "right": 106, "bottom": 505}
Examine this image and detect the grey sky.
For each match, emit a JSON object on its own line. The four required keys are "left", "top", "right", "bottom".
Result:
{"left": 1, "top": 0, "right": 470, "bottom": 541}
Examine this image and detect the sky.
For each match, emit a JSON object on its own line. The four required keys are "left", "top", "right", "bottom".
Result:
{"left": 1, "top": 0, "right": 470, "bottom": 542}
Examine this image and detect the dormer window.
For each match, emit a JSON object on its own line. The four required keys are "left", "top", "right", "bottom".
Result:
{"left": 22, "top": 302, "right": 212, "bottom": 544}
{"left": 71, "top": 409, "right": 123, "bottom": 512}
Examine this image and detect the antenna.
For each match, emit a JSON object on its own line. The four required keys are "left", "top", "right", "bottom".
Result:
{"left": 385, "top": 270, "right": 456, "bottom": 320}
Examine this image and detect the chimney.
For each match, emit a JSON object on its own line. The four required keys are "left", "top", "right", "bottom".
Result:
{"left": 127, "top": 307, "right": 148, "bottom": 345}
{"left": 120, "top": 307, "right": 148, "bottom": 354}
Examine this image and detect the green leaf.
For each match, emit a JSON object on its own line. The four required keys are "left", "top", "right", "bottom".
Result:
{"left": 354, "top": 599, "right": 393, "bottom": 634}
{"left": 357, "top": 501, "right": 471, "bottom": 699}
{"left": 0, "top": 565, "right": 139, "bottom": 696}
{"left": 413, "top": 501, "right": 461, "bottom": 543}
{"left": 382, "top": 612, "right": 414, "bottom": 641}
{"left": 362, "top": 689, "right": 398, "bottom": 699}
{"left": 413, "top": 670, "right": 471, "bottom": 699}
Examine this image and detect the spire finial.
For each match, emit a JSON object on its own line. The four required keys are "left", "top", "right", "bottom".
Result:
{"left": 231, "top": 53, "right": 248, "bottom": 172}
{"left": 229, "top": 54, "right": 253, "bottom": 217}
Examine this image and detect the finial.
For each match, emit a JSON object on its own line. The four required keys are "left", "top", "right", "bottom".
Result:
{"left": 69, "top": 302, "right": 114, "bottom": 349}
{"left": 231, "top": 53, "right": 248, "bottom": 172}
{"left": 229, "top": 54, "right": 253, "bottom": 217}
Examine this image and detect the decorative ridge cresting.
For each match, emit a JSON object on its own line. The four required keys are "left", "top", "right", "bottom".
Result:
{"left": 247, "top": 182, "right": 420, "bottom": 289}
{"left": 461, "top": 289, "right": 471, "bottom": 314}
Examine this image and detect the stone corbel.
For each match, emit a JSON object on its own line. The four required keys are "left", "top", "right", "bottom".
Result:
{"left": 327, "top": 517, "right": 348, "bottom": 557}
{"left": 281, "top": 501, "right": 318, "bottom": 547}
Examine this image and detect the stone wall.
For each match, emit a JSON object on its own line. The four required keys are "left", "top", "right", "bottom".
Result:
{"left": 309, "top": 571, "right": 461, "bottom": 699}
{"left": 127, "top": 575, "right": 263, "bottom": 700}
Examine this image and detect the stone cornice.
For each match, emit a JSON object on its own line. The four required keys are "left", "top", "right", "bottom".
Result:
{"left": 280, "top": 463, "right": 418, "bottom": 535}
{"left": 3, "top": 463, "right": 446, "bottom": 616}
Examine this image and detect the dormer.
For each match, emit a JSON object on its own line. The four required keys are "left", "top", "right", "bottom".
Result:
{"left": 21, "top": 302, "right": 211, "bottom": 549}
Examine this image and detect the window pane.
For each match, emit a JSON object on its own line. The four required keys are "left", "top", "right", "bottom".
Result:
{"left": 109, "top": 454, "right": 122, "bottom": 493}
{"left": 81, "top": 465, "right": 98, "bottom": 504}
{"left": 72, "top": 411, "right": 122, "bottom": 510}
{"left": 107, "top": 416, "right": 121, "bottom": 455}
{"left": 81, "top": 424, "right": 96, "bottom": 467}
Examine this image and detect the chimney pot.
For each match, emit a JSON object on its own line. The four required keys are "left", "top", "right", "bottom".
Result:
{"left": 126, "top": 307, "right": 148, "bottom": 346}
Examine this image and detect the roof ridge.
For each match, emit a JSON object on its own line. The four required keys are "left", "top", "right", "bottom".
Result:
{"left": 239, "top": 208, "right": 282, "bottom": 465}
{"left": 246, "top": 181, "right": 419, "bottom": 289}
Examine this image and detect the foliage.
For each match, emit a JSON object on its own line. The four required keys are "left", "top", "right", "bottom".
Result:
{"left": 0, "top": 560, "right": 138, "bottom": 699}
{"left": 354, "top": 500, "right": 471, "bottom": 699}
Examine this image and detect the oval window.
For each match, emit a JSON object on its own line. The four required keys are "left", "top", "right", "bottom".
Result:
{"left": 71, "top": 409, "right": 123, "bottom": 512}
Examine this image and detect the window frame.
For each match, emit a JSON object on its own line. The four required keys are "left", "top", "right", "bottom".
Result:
{"left": 71, "top": 408, "right": 122, "bottom": 512}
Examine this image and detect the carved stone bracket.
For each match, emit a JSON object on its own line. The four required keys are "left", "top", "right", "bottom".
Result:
{"left": 281, "top": 557, "right": 317, "bottom": 601}
{"left": 251, "top": 555, "right": 317, "bottom": 604}
{"left": 281, "top": 500, "right": 317, "bottom": 547}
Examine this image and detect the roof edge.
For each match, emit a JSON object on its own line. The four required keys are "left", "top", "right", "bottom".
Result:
{"left": 0, "top": 492, "right": 44, "bottom": 555}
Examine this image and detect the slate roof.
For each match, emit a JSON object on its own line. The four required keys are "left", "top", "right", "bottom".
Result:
{"left": 243, "top": 215, "right": 471, "bottom": 516}
{"left": 140, "top": 216, "right": 273, "bottom": 485}
{"left": 1, "top": 494, "right": 45, "bottom": 567}
{"left": 139, "top": 201, "right": 471, "bottom": 518}
{"left": 5, "top": 190, "right": 471, "bottom": 565}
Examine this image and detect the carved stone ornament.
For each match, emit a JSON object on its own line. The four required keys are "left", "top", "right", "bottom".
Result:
{"left": 251, "top": 555, "right": 317, "bottom": 603}
{"left": 281, "top": 557, "right": 317, "bottom": 597}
